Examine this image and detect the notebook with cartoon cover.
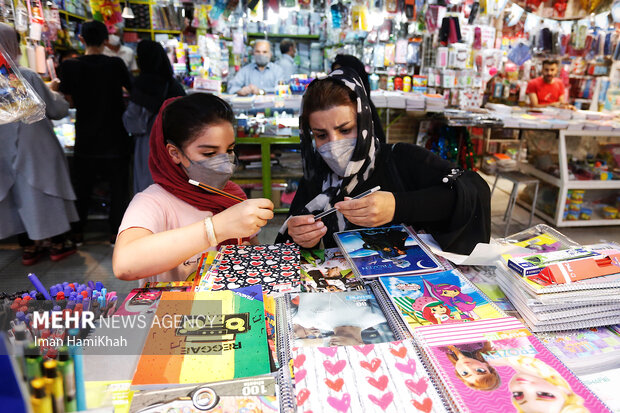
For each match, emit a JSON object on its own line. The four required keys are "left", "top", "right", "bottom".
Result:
{"left": 288, "top": 289, "right": 397, "bottom": 348}
{"left": 334, "top": 225, "right": 443, "bottom": 278}
{"left": 413, "top": 317, "right": 612, "bottom": 413}
{"left": 197, "top": 243, "right": 301, "bottom": 294}
{"left": 131, "top": 286, "right": 271, "bottom": 388}
{"left": 299, "top": 248, "right": 364, "bottom": 292}
{"left": 378, "top": 270, "right": 506, "bottom": 334}
{"left": 292, "top": 340, "right": 448, "bottom": 413}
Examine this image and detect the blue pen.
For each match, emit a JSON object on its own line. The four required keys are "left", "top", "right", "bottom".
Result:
{"left": 101, "top": 288, "right": 107, "bottom": 299}
{"left": 50, "top": 286, "right": 58, "bottom": 298}
{"left": 95, "top": 281, "right": 104, "bottom": 291}
{"left": 76, "top": 295, "right": 83, "bottom": 304}
{"left": 87, "top": 281, "right": 95, "bottom": 290}
{"left": 98, "top": 295, "right": 104, "bottom": 308}
{"left": 62, "top": 281, "right": 69, "bottom": 288}
{"left": 67, "top": 300, "right": 75, "bottom": 310}
{"left": 27, "top": 273, "right": 52, "bottom": 300}
{"left": 82, "top": 298, "right": 90, "bottom": 312}
{"left": 86, "top": 287, "right": 92, "bottom": 298}
{"left": 64, "top": 286, "right": 72, "bottom": 296}
{"left": 67, "top": 329, "right": 86, "bottom": 411}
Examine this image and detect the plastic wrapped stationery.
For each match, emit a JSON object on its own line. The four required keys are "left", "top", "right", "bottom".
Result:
{"left": 334, "top": 225, "right": 443, "bottom": 278}
{"left": 413, "top": 317, "right": 612, "bottom": 413}
{"left": 0, "top": 43, "right": 45, "bottom": 125}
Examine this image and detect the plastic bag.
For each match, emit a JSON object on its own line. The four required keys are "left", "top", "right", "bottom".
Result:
{"left": 507, "top": 42, "right": 531, "bottom": 66}
{"left": 0, "top": 42, "right": 45, "bottom": 125}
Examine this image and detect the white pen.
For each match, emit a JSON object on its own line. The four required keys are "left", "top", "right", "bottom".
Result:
{"left": 313, "top": 186, "right": 381, "bottom": 220}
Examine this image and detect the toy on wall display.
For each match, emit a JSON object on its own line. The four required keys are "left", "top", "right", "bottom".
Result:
{"left": 89, "top": 0, "right": 122, "bottom": 27}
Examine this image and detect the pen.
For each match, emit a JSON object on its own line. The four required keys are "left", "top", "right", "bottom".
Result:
{"left": 313, "top": 186, "right": 382, "bottom": 220}
{"left": 28, "top": 274, "right": 52, "bottom": 301}
{"left": 189, "top": 179, "right": 245, "bottom": 203}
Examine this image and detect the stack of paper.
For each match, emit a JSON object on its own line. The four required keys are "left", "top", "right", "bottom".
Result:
{"left": 405, "top": 92, "right": 425, "bottom": 111}
{"left": 371, "top": 90, "right": 388, "bottom": 108}
{"left": 424, "top": 94, "right": 445, "bottom": 112}
{"left": 384, "top": 91, "right": 407, "bottom": 109}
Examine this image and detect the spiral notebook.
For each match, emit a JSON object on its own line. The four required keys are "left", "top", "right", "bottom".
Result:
{"left": 378, "top": 270, "right": 506, "bottom": 334}
{"left": 196, "top": 243, "right": 302, "bottom": 294}
{"left": 292, "top": 340, "right": 448, "bottom": 413}
{"left": 334, "top": 225, "right": 443, "bottom": 278}
{"left": 413, "top": 317, "right": 612, "bottom": 413}
{"left": 299, "top": 248, "right": 365, "bottom": 292}
{"left": 131, "top": 286, "right": 271, "bottom": 388}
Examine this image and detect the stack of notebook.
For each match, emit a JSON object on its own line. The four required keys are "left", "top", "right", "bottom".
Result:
{"left": 495, "top": 225, "right": 620, "bottom": 332}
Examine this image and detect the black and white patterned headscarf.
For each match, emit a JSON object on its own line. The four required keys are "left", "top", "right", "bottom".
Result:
{"left": 279, "top": 68, "right": 381, "bottom": 237}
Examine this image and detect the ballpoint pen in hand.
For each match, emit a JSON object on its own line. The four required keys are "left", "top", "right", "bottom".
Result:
{"left": 313, "top": 186, "right": 381, "bottom": 220}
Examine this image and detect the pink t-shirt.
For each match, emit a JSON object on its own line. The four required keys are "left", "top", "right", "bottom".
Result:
{"left": 118, "top": 184, "right": 216, "bottom": 286}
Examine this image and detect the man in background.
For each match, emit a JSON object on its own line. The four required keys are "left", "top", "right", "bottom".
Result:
{"left": 526, "top": 59, "right": 571, "bottom": 108}
{"left": 58, "top": 20, "right": 132, "bottom": 245}
{"left": 228, "top": 39, "right": 283, "bottom": 95}
{"left": 276, "top": 38, "right": 297, "bottom": 82}
{"left": 103, "top": 28, "right": 137, "bottom": 71}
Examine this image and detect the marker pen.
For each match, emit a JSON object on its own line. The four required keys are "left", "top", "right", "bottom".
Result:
{"left": 43, "top": 359, "right": 65, "bottom": 413}
{"left": 57, "top": 348, "right": 77, "bottom": 412}
{"left": 30, "top": 378, "right": 53, "bottom": 413}
{"left": 67, "top": 329, "right": 86, "bottom": 411}
{"left": 24, "top": 344, "right": 43, "bottom": 381}
{"left": 28, "top": 274, "right": 52, "bottom": 301}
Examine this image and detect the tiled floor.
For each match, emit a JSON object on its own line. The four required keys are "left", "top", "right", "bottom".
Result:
{"left": 1, "top": 173, "right": 618, "bottom": 297}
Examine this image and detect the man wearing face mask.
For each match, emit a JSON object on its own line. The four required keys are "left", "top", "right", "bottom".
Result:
{"left": 227, "top": 40, "right": 283, "bottom": 96}
{"left": 103, "top": 29, "right": 137, "bottom": 71}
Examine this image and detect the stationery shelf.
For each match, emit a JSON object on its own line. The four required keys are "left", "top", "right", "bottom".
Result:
{"left": 246, "top": 33, "right": 320, "bottom": 40}
{"left": 517, "top": 129, "right": 620, "bottom": 227}
{"left": 234, "top": 136, "right": 301, "bottom": 211}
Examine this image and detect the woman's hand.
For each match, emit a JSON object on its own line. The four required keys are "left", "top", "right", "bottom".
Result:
{"left": 287, "top": 215, "right": 326, "bottom": 248}
{"left": 212, "top": 198, "right": 274, "bottom": 242}
{"left": 334, "top": 191, "right": 395, "bottom": 227}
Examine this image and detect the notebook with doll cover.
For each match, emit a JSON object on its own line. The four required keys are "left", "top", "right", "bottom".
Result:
{"left": 378, "top": 269, "right": 506, "bottom": 334}
{"left": 131, "top": 286, "right": 271, "bottom": 388}
{"left": 413, "top": 317, "right": 612, "bottom": 413}
{"left": 299, "top": 247, "right": 364, "bottom": 292}
{"left": 292, "top": 340, "right": 447, "bottom": 413}
{"left": 334, "top": 225, "right": 442, "bottom": 278}
{"left": 196, "top": 243, "right": 301, "bottom": 294}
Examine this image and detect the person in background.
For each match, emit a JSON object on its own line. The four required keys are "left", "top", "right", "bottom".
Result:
{"left": 331, "top": 54, "right": 386, "bottom": 144}
{"left": 526, "top": 59, "right": 571, "bottom": 108}
{"left": 58, "top": 20, "right": 133, "bottom": 246}
{"left": 123, "top": 40, "right": 186, "bottom": 194}
{"left": 103, "top": 28, "right": 137, "bottom": 71}
{"left": 227, "top": 40, "right": 283, "bottom": 96}
{"left": 276, "top": 38, "right": 297, "bottom": 82}
{"left": 113, "top": 94, "right": 274, "bottom": 285}
{"left": 0, "top": 24, "right": 78, "bottom": 264}
{"left": 276, "top": 68, "right": 490, "bottom": 255}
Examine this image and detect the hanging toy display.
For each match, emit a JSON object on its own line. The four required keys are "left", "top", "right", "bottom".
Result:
{"left": 552, "top": 0, "right": 568, "bottom": 18}
{"left": 89, "top": 0, "right": 123, "bottom": 27}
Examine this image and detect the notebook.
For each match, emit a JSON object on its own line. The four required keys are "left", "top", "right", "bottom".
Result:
{"left": 334, "top": 225, "right": 442, "bottom": 278}
{"left": 129, "top": 375, "right": 278, "bottom": 412}
{"left": 196, "top": 243, "right": 301, "bottom": 294}
{"left": 299, "top": 248, "right": 364, "bottom": 292}
{"left": 131, "top": 286, "right": 271, "bottom": 387}
{"left": 292, "top": 340, "right": 447, "bottom": 412}
{"left": 289, "top": 289, "right": 397, "bottom": 348}
{"left": 378, "top": 270, "right": 505, "bottom": 334}
{"left": 114, "top": 286, "right": 192, "bottom": 316}
{"left": 414, "top": 317, "right": 612, "bottom": 413}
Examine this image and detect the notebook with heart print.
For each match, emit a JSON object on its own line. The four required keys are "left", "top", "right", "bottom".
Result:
{"left": 197, "top": 243, "right": 302, "bottom": 294}
{"left": 292, "top": 340, "right": 447, "bottom": 412}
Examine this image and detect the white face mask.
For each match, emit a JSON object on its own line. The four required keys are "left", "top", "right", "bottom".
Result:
{"left": 316, "top": 138, "right": 357, "bottom": 177}
{"left": 108, "top": 34, "right": 121, "bottom": 46}
{"left": 182, "top": 153, "right": 236, "bottom": 189}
